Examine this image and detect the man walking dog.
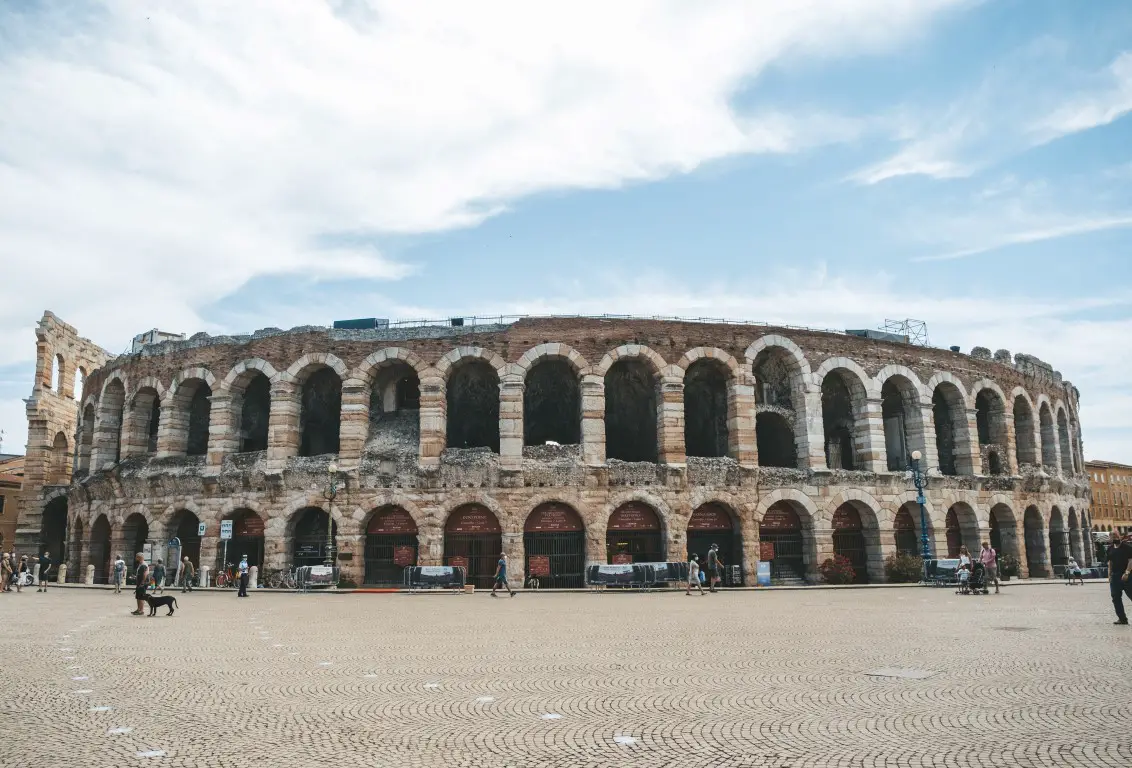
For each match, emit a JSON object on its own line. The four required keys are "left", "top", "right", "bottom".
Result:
{"left": 131, "top": 553, "right": 149, "bottom": 616}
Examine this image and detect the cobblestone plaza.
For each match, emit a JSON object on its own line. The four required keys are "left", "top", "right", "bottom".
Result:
{"left": 2, "top": 584, "right": 1128, "bottom": 767}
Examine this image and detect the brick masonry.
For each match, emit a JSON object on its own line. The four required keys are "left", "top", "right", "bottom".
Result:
{"left": 16, "top": 314, "right": 1092, "bottom": 585}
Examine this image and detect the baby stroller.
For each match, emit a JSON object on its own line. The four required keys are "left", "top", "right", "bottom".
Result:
{"left": 957, "top": 562, "right": 988, "bottom": 595}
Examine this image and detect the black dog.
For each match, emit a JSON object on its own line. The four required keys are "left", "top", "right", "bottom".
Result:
{"left": 145, "top": 595, "right": 178, "bottom": 616}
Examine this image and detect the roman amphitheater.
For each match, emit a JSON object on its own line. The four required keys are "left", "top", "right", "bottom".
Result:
{"left": 15, "top": 311, "right": 1093, "bottom": 589}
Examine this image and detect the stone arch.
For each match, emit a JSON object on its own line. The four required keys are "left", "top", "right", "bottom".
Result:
{"left": 226, "top": 363, "right": 273, "bottom": 455}
{"left": 602, "top": 349, "right": 665, "bottom": 463}
{"left": 49, "top": 431, "right": 71, "bottom": 483}
{"left": 348, "top": 348, "right": 429, "bottom": 387}
{"left": 930, "top": 374, "right": 973, "bottom": 476}
{"left": 593, "top": 344, "right": 668, "bottom": 379}
{"left": 825, "top": 489, "right": 888, "bottom": 527}
{"left": 522, "top": 348, "right": 585, "bottom": 447}
{"left": 973, "top": 381, "right": 1009, "bottom": 474}
{"left": 877, "top": 368, "right": 928, "bottom": 472}
{"left": 678, "top": 347, "right": 742, "bottom": 378}
{"left": 816, "top": 359, "right": 873, "bottom": 471}
{"left": 89, "top": 513, "right": 113, "bottom": 584}
{"left": 943, "top": 501, "right": 980, "bottom": 557}
{"left": 1048, "top": 505, "right": 1069, "bottom": 570}
{"left": 755, "top": 489, "right": 820, "bottom": 525}
{"left": 73, "top": 365, "right": 86, "bottom": 402}
{"left": 163, "top": 369, "right": 216, "bottom": 458}
{"left": 1037, "top": 399, "right": 1058, "bottom": 471}
{"left": 683, "top": 356, "right": 733, "bottom": 459}
{"left": 743, "top": 335, "right": 813, "bottom": 380}
{"left": 1054, "top": 404, "right": 1074, "bottom": 476}
{"left": 360, "top": 496, "right": 431, "bottom": 536}
{"left": 93, "top": 374, "right": 128, "bottom": 469}
{"left": 686, "top": 497, "right": 746, "bottom": 581}
{"left": 1011, "top": 387, "right": 1038, "bottom": 468}
{"left": 220, "top": 358, "right": 280, "bottom": 391}
{"left": 1023, "top": 505, "right": 1049, "bottom": 577}
{"left": 604, "top": 495, "right": 670, "bottom": 564}
{"left": 435, "top": 347, "right": 507, "bottom": 378}
{"left": 284, "top": 353, "right": 350, "bottom": 383}
{"left": 828, "top": 494, "right": 884, "bottom": 583}
{"left": 445, "top": 354, "right": 501, "bottom": 452}
{"left": 440, "top": 493, "right": 511, "bottom": 532}
{"left": 124, "top": 379, "right": 164, "bottom": 457}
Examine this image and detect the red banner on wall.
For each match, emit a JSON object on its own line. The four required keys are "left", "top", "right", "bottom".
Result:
{"left": 761, "top": 506, "right": 801, "bottom": 531}
{"left": 448, "top": 556, "right": 469, "bottom": 570}
{"left": 524, "top": 503, "right": 583, "bottom": 532}
{"left": 612, "top": 553, "right": 633, "bottom": 565}
{"left": 369, "top": 507, "right": 418, "bottom": 535}
{"left": 608, "top": 502, "right": 660, "bottom": 531}
{"left": 832, "top": 504, "right": 863, "bottom": 531}
{"left": 445, "top": 505, "right": 502, "bottom": 534}
{"left": 760, "top": 542, "right": 775, "bottom": 561}
{"left": 688, "top": 503, "right": 733, "bottom": 531}
{"left": 393, "top": 545, "right": 416, "bottom": 567}
{"left": 527, "top": 555, "right": 550, "bottom": 577}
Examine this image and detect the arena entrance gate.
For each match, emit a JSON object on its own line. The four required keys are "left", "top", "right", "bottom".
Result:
{"left": 444, "top": 504, "right": 502, "bottom": 590}
{"left": 170, "top": 510, "right": 202, "bottom": 569}
{"left": 292, "top": 508, "right": 336, "bottom": 570}
{"left": 90, "top": 515, "right": 112, "bottom": 584}
{"left": 759, "top": 503, "right": 805, "bottom": 583}
{"left": 894, "top": 506, "right": 918, "bottom": 557}
{"left": 365, "top": 506, "right": 419, "bottom": 586}
{"left": 686, "top": 503, "right": 741, "bottom": 585}
{"left": 523, "top": 503, "right": 585, "bottom": 588}
{"left": 832, "top": 504, "right": 869, "bottom": 584}
{"left": 606, "top": 502, "right": 664, "bottom": 564}
{"left": 225, "top": 511, "right": 265, "bottom": 572}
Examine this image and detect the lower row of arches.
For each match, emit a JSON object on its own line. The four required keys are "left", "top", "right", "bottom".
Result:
{"left": 49, "top": 496, "right": 1091, "bottom": 589}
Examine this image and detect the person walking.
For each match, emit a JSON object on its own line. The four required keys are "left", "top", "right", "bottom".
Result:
{"left": 113, "top": 554, "right": 126, "bottom": 594}
{"left": 152, "top": 559, "right": 166, "bottom": 594}
{"left": 980, "top": 541, "right": 1000, "bottom": 594}
{"left": 1, "top": 553, "right": 12, "bottom": 593}
{"left": 16, "top": 556, "right": 29, "bottom": 593}
{"left": 706, "top": 544, "right": 722, "bottom": 593}
{"left": 180, "top": 556, "right": 195, "bottom": 593}
{"left": 1106, "top": 532, "right": 1132, "bottom": 625}
{"left": 237, "top": 555, "right": 250, "bottom": 597}
{"left": 686, "top": 554, "right": 705, "bottom": 596}
{"left": 491, "top": 552, "right": 515, "bottom": 597}
{"left": 131, "top": 553, "right": 149, "bottom": 617}
{"left": 36, "top": 551, "right": 53, "bottom": 592}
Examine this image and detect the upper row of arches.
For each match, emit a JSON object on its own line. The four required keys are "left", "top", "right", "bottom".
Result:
{"left": 74, "top": 336, "right": 1083, "bottom": 479}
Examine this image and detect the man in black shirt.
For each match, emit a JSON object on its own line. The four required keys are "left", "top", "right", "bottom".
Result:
{"left": 36, "top": 551, "right": 52, "bottom": 593}
{"left": 1106, "top": 532, "right": 1132, "bottom": 625}
{"left": 131, "top": 553, "right": 149, "bottom": 616}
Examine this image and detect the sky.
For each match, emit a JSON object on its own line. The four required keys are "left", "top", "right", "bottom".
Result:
{"left": 1, "top": 0, "right": 1130, "bottom": 461}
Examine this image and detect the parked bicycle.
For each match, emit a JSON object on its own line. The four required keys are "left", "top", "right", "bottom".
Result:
{"left": 215, "top": 563, "right": 239, "bottom": 588}
{"left": 266, "top": 568, "right": 299, "bottom": 589}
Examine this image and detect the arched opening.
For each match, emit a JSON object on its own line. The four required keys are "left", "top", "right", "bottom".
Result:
{"left": 98, "top": 379, "right": 126, "bottom": 466}
{"left": 831, "top": 504, "right": 869, "bottom": 584}
{"left": 683, "top": 360, "right": 729, "bottom": 459}
{"left": 760, "top": 502, "right": 808, "bottom": 583}
{"left": 687, "top": 502, "right": 741, "bottom": 584}
{"left": 606, "top": 501, "right": 664, "bottom": 563}
{"left": 881, "top": 377, "right": 919, "bottom": 471}
{"left": 70, "top": 518, "right": 84, "bottom": 581}
{"left": 237, "top": 372, "right": 271, "bottom": 453}
{"left": 120, "top": 513, "right": 150, "bottom": 572}
{"left": 39, "top": 497, "right": 68, "bottom": 564}
{"left": 1067, "top": 508, "right": 1082, "bottom": 563}
{"left": 893, "top": 506, "right": 919, "bottom": 557}
{"left": 821, "top": 371, "right": 863, "bottom": 471}
{"left": 130, "top": 387, "right": 161, "bottom": 456}
{"left": 300, "top": 368, "right": 342, "bottom": 456}
{"left": 367, "top": 362, "right": 421, "bottom": 455}
{"left": 975, "top": 389, "right": 1007, "bottom": 474}
{"left": 605, "top": 359, "right": 658, "bottom": 462}
{"left": 986, "top": 448, "right": 1004, "bottom": 476}
{"left": 364, "top": 506, "right": 419, "bottom": 586}
{"left": 945, "top": 504, "right": 979, "bottom": 557}
{"left": 90, "top": 515, "right": 111, "bottom": 584}
{"left": 524, "top": 502, "right": 585, "bottom": 588}
{"left": 74, "top": 367, "right": 85, "bottom": 402}
{"left": 446, "top": 360, "right": 500, "bottom": 452}
{"left": 1048, "top": 507, "right": 1069, "bottom": 572}
{"left": 989, "top": 504, "right": 1019, "bottom": 561}
{"left": 50, "top": 431, "right": 70, "bottom": 483}
{"left": 78, "top": 403, "right": 95, "bottom": 472}
{"left": 1039, "top": 404, "right": 1057, "bottom": 471}
{"left": 756, "top": 411, "right": 796, "bottom": 468}
{"left": 523, "top": 359, "right": 580, "bottom": 446}
{"left": 291, "top": 507, "right": 336, "bottom": 569}
{"left": 932, "top": 383, "right": 966, "bottom": 476}
{"left": 170, "top": 510, "right": 201, "bottom": 569}
{"left": 51, "top": 353, "right": 62, "bottom": 392}
{"left": 1013, "top": 396, "right": 1037, "bottom": 467}
{"left": 443, "top": 504, "right": 502, "bottom": 589}
{"left": 1023, "top": 506, "right": 1048, "bottom": 578}
{"left": 225, "top": 510, "right": 265, "bottom": 571}
{"left": 752, "top": 348, "right": 796, "bottom": 410}
{"left": 1056, "top": 410, "right": 1073, "bottom": 475}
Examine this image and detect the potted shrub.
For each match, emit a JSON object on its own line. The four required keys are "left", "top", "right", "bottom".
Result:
{"left": 819, "top": 555, "right": 856, "bottom": 585}
{"left": 884, "top": 553, "right": 923, "bottom": 584}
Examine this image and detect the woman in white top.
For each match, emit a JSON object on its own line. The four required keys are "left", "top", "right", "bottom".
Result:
{"left": 686, "top": 555, "right": 704, "bottom": 596}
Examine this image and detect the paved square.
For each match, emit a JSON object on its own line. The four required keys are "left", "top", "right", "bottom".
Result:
{"left": 1, "top": 584, "right": 1129, "bottom": 767}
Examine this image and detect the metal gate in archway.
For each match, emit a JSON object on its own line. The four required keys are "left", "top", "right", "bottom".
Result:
{"left": 444, "top": 505, "right": 502, "bottom": 589}
{"left": 760, "top": 503, "right": 805, "bottom": 583}
{"left": 832, "top": 505, "right": 868, "bottom": 584}
{"left": 524, "top": 503, "right": 585, "bottom": 588}
{"left": 606, "top": 502, "right": 664, "bottom": 564}
{"left": 686, "top": 503, "right": 741, "bottom": 585}
{"left": 365, "top": 506, "right": 419, "bottom": 586}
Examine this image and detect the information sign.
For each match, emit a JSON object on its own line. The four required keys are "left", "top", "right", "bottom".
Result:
{"left": 527, "top": 555, "right": 551, "bottom": 577}
{"left": 393, "top": 545, "right": 415, "bottom": 567}
{"left": 756, "top": 561, "right": 772, "bottom": 587}
{"left": 220, "top": 520, "right": 233, "bottom": 541}
{"left": 760, "top": 541, "right": 775, "bottom": 561}
{"left": 197, "top": 522, "right": 207, "bottom": 537}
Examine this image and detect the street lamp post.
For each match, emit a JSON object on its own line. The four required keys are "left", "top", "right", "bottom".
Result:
{"left": 910, "top": 450, "right": 931, "bottom": 560}
{"left": 324, "top": 462, "right": 338, "bottom": 568}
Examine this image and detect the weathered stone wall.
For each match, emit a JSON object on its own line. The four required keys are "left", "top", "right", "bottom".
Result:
{"left": 19, "top": 314, "right": 1091, "bottom": 584}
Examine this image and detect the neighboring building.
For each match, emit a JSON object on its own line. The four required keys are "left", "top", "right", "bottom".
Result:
{"left": 17, "top": 311, "right": 1092, "bottom": 587}
{"left": 1086, "top": 460, "right": 1132, "bottom": 535}
{"left": 0, "top": 454, "right": 25, "bottom": 551}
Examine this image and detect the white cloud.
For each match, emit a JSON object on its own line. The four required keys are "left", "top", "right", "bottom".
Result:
{"left": 853, "top": 47, "right": 1132, "bottom": 185}
{"left": 915, "top": 214, "right": 1132, "bottom": 262}
{"left": 0, "top": 0, "right": 965, "bottom": 368}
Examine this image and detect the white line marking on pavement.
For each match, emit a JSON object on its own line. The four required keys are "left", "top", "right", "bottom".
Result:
{"left": 90, "top": 706, "right": 112, "bottom": 712}
{"left": 72, "top": 676, "right": 89, "bottom": 681}
{"left": 318, "top": 661, "right": 333, "bottom": 666}
{"left": 613, "top": 736, "right": 637, "bottom": 745}
{"left": 425, "top": 683, "right": 440, "bottom": 689}
{"left": 475, "top": 696, "right": 495, "bottom": 703}
{"left": 137, "top": 750, "right": 166, "bottom": 757}
{"left": 107, "top": 727, "right": 132, "bottom": 735}
{"left": 74, "top": 690, "right": 93, "bottom": 695}
{"left": 540, "top": 714, "right": 563, "bottom": 720}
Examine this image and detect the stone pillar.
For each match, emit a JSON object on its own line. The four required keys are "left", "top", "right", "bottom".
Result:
{"left": 798, "top": 388, "right": 826, "bottom": 470}
{"left": 207, "top": 393, "right": 238, "bottom": 466}
{"left": 585, "top": 522, "right": 607, "bottom": 567}
{"left": 57, "top": 563, "right": 67, "bottom": 583}
{"left": 199, "top": 565, "right": 211, "bottom": 588}
{"left": 740, "top": 519, "right": 760, "bottom": 586}
{"left": 337, "top": 382, "right": 368, "bottom": 466}
{"left": 859, "top": 397, "right": 887, "bottom": 473}
{"left": 249, "top": 565, "right": 258, "bottom": 588}
{"left": 959, "top": 409, "right": 980, "bottom": 475}
{"left": 580, "top": 374, "right": 605, "bottom": 466}
{"left": 499, "top": 374, "right": 524, "bottom": 471}
{"left": 85, "top": 564, "right": 95, "bottom": 585}
{"left": 91, "top": 406, "right": 123, "bottom": 471}
{"left": 503, "top": 532, "right": 523, "bottom": 589}
{"left": 118, "top": 404, "right": 145, "bottom": 460}
{"left": 729, "top": 377, "right": 757, "bottom": 468}
{"left": 267, "top": 380, "right": 300, "bottom": 461}
{"left": 917, "top": 405, "right": 941, "bottom": 474}
{"left": 155, "top": 392, "right": 190, "bottom": 458}
{"left": 418, "top": 528, "right": 442, "bottom": 567}
{"left": 809, "top": 526, "right": 832, "bottom": 583}
{"left": 1002, "top": 413, "right": 1020, "bottom": 475}
{"left": 872, "top": 525, "right": 894, "bottom": 583}
{"left": 657, "top": 373, "right": 685, "bottom": 466}
{"left": 1069, "top": 528, "right": 1083, "bottom": 564}
{"left": 418, "top": 371, "right": 445, "bottom": 469}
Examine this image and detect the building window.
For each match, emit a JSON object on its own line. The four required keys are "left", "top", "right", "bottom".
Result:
{"left": 0, "top": 495, "right": 5, "bottom": 514}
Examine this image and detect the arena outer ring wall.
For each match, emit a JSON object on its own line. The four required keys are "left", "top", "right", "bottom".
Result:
{"left": 22, "top": 316, "right": 1092, "bottom": 588}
